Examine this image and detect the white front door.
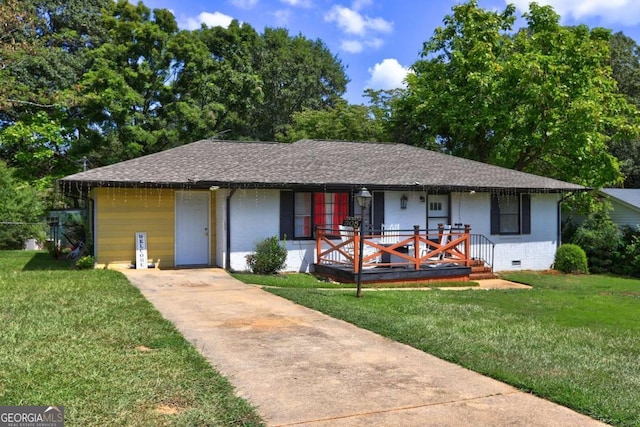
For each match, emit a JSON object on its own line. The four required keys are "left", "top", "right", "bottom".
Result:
{"left": 175, "top": 191, "right": 210, "bottom": 266}
{"left": 427, "top": 194, "right": 450, "bottom": 230}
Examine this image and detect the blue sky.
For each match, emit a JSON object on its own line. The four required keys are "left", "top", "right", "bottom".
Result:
{"left": 135, "top": 0, "right": 640, "bottom": 104}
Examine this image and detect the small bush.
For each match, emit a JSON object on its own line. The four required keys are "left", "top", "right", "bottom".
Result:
{"left": 554, "top": 244, "right": 588, "bottom": 274}
{"left": 571, "top": 201, "right": 621, "bottom": 274}
{"left": 75, "top": 255, "right": 95, "bottom": 270}
{"left": 245, "top": 236, "right": 287, "bottom": 275}
{"left": 614, "top": 225, "right": 640, "bottom": 277}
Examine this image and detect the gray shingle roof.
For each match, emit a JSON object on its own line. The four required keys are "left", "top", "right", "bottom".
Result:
{"left": 59, "top": 139, "right": 585, "bottom": 192}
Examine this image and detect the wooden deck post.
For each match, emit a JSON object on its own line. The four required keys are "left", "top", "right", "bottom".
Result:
{"left": 413, "top": 225, "right": 420, "bottom": 270}
{"left": 464, "top": 224, "right": 471, "bottom": 267}
{"left": 315, "top": 226, "right": 321, "bottom": 265}
{"left": 353, "top": 226, "right": 360, "bottom": 274}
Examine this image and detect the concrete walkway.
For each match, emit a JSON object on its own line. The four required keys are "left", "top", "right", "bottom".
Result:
{"left": 122, "top": 268, "right": 606, "bottom": 427}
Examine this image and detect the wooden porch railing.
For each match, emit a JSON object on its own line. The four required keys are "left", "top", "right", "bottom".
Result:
{"left": 316, "top": 224, "right": 483, "bottom": 273}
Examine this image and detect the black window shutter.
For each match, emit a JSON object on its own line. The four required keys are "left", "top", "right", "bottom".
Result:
{"left": 373, "top": 192, "right": 385, "bottom": 232}
{"left": 490, "top": 194, "right": 500, "bottom": 235}
{"left": 521, "top": 194, "right": 531, "bottom": 235}
{"left": 280, "top": 191, "right": 294, "bottom": 240}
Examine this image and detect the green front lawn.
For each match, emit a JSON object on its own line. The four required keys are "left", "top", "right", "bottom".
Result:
{"left": 0, "top": 251, "right": 263, "bottom": 426}
{"left": 265, "top": 271, "right": 640, "bottom": 427}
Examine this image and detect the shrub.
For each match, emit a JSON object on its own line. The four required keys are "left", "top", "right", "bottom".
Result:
{"left": 614, "top": 225, "right": 640, "bottom": 277}
{"left": 571, "top": 201, "right": 621, "bottom": 274}
{"left": 74, "top": 255, "right": 95, "bottom": 270}
{"left": 245, "top": 236, "right": 287, "bottom": 274}
{"left": 554, "top": 244, "right": 588, "bottom": 274}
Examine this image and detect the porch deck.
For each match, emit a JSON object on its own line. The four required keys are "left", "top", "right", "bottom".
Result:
{"left": 314, "top": 263, "right": 472, "bottom": 284}
{"left": 314, "top": 225, "right": 494, "bottom": 284}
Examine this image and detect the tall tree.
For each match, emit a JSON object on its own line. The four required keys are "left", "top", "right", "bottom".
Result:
{"left": 169, "top": 21, "right": 263, "bottom": 142}
{"left": 0, "top": 0, "right": 111, "bottom": 186}
{"left": 610, "top": 32, "right": 640, "bottom": 108}
{"left": 74, "top": 0, "right": 179, "bottom": 164}
{"left": 250, "top": 28, "right": 349, "bottom": 141}
{"left": 0, "top": 0, "right": 39, "bottom": 109}
{"left": 393, "top": 0, "right": 638, "bottom": 187}
{"left": 609, "top": 32, "right": 640, "bottom": 187}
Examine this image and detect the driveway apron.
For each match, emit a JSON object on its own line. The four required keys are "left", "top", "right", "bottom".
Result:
{"left": 122, "top": 268, "right": 607, "bottom": 427}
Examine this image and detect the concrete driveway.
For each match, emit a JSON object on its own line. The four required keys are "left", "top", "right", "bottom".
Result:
{"left": 122, "top": 268, "right": 607, "bottom": 427}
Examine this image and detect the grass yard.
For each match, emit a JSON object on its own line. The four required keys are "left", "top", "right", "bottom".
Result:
{"left": 0, "top": 251, "right": 263, "bottom": 426}
{"left": 263, "top": 271, "right": 640, "bottom": 427}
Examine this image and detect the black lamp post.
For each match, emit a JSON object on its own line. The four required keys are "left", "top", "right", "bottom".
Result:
{"left": 355, "top": 187, "right": 372, "bottom": 298}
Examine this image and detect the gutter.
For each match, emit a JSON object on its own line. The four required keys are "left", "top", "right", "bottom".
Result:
{"left": 225, "top": 188, "right": 237, "bottom": 270}
{"left": 557, "top": 192, "right": 574, "bottom": 247}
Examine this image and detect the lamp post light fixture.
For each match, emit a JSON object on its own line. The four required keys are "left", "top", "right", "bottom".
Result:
{"left": 355, "top": 187, "right": 372, "bottom": 298}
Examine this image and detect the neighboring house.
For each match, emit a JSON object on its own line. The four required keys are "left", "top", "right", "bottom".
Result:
{"left": 59, "top": 139, "right": 584, "bottom": 275}
{"left": 599, "top": 189, "right": 640, "bottom": 229}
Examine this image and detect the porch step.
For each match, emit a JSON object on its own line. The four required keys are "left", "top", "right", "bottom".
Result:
{"left": 469, "top": 262, "right": 496, "bottom": 280}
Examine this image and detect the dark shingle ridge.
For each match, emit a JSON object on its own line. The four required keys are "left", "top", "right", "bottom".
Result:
{"left": 59, "top": 139, "right": 585, "bottom": 192}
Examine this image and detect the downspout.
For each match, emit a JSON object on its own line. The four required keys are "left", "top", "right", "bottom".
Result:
{"left": 225, "top": 188, "right": 237, "bottom": 270}
{"left": 557, "top": 192, "right": 573, "bottom": 248}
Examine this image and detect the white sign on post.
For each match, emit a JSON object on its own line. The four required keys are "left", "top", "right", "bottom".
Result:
{"left": 135, "top": 232, "right": 148, "bottom": 269}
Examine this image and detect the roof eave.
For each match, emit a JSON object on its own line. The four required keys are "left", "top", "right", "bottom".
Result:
{"left": 58, "top": 177, "right": 586, "bottom": 194}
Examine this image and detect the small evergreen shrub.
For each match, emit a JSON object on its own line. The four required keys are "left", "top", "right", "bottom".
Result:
{"left": 245, "top": 236, "right": 287, "bottom": 274}
{"left": 554, "top": 244, "right": 588, "bottom": 274}
{"left": 75, "top": 255, "right": 95, "bottom": 270}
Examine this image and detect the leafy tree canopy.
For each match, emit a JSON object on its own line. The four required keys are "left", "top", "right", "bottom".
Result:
{"left": 250, "top": 28, "right": 349, "bottom": 141}
{"left": 393, "top": 0, "right": 639, "bottom": 187}
{"left": 609, "top": 32, "right": 640, "bottom": 187}
{"left": 0, "top": 0, "right": 110, "bottom": 185}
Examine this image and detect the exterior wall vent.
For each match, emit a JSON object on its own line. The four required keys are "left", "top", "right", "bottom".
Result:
{"left": 512, "top": 260, "right": 522, "bottom": 266}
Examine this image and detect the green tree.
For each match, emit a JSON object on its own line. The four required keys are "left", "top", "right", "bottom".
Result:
{"left": 0, "top": 0, "right": 110, "bottom": 186}
{"left": 169, "top": 21, "right": 263, "bottom": 142}
{"left": 250, "top": 28, "right": 349, "bottom": 140}
{"left": 278, "top": 100, "right": 388, "bottom": 143}
{"left": 393, "top": 1, "right": 638, "bottom": 187}
{"left": 0, "top": 161, "right": 44, "bottom": 249}
{"left": 610, "top": 32, "right": 640, "bottom": 108}
{"left": 609, "top": 32, "right": 640, "bottom": 187}
{"left": 0, "top": 0, "right": 39, "bottom": 109}
{"left": 73, "top": 0, "right": 180, "bottom": 164}
{"left": 0, "top": 112, "right": 68, "bottom": 189}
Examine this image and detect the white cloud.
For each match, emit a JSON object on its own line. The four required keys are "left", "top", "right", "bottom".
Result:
{"left": 366, "top": 38, "right": 384, "bottom": 49}
{"left": 231, "top": 0, "right": 259, "bottom": 9}
{"left": 280, "top": 0, "right": 312, "bottom": 7}
{"left": 272, "top": 9, "right": 292, "bottom": 26}
{"left": 341, "top": 40, "right": 364, "bottom": 53}
{"left": 341, "top": 37, "right": 384, "bottom": 54}
{"left": 182, "top": 11, "right": 234, "bottom": 30}
{"left": 366, "top": 58, "right": 410, "bottom": 90}
{"left": 509, "top": 0, "right": 640, "bottom": 26}
{"left": 324, "top": 5, "right": 392, "bottom": 36}
{"left": 351, "top": 0, "right": 372, "bottom": 11}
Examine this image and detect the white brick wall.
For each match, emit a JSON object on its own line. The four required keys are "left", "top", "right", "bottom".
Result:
{"left": 217, "top": 189, "right": 561, "bottom": 273}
